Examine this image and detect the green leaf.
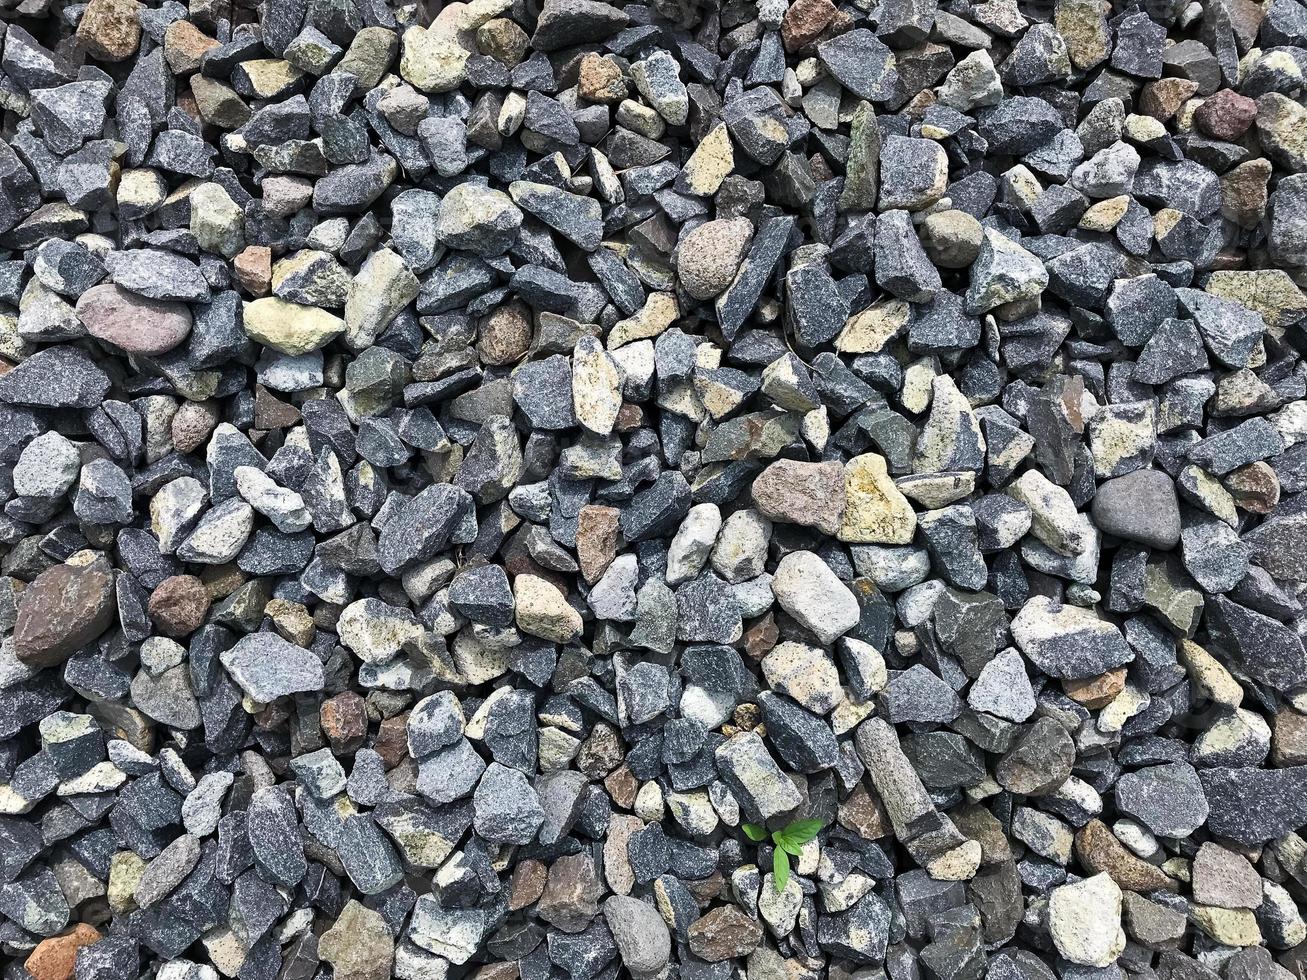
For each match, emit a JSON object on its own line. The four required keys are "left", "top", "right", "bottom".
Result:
{"left": 773, "top": 847, "right": 789, "bottom": 893}
{"left": 778, "top": 838, "right": 804, "bottom": 857}
{"left": 741, "top": 823, "right": 768, "bottom": 842}
{"left": 782, "top": 819, "right": 824, "bottom": 846}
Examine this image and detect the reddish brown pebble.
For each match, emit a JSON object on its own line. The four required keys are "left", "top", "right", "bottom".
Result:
{"left": 477, "top": 300, "right": 533, "bottom": 365}
{"left": 741, "top": 612, "right": 779, "bottom": 661}
{"left": 604, "top": 765, "right": 639, "bottom": 809}
{"left": 148, "top": 574, "right": 211, "bottom": 638}
{"left": 321, "top": 691, "right": 369, "bottom": 752}
{"left": 475, "top": 963, "right": 520, "bottom": 980}
{"left": 14, "top": 557, "right": 117, "bottom": 668}
{"left": 374, "top": 712, "right": 410, "bottom": 768}
{"left": 1195, "top": 89, "right": 1259, "bottom": 141}
{"left": 782, "top": 0, "right": 838, "bottom": 51}
{"left": 254, "top": 385, "right": 302, "bottom": 430}
{"left": 24, "top": 924, "right": 102, "bottom": 980}
{"left": 233, "top": 245, "right": 273, "bottom": 296}
{"left": 509, "top": 859, "right": 549, "bottom": 910}
{"left": 163, "top": 20, "right": 218, "bottom": 75}
{"left": 837, "top": 783, "right": 891, "bottom": 839}
{"left": 1224, "top": 461, "right": 1280, "bottom": 513}
{"left": 576, "top": 504, "right": 621, "bottom": 583}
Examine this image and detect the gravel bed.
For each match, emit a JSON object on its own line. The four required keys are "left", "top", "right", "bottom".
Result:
{"left": 1, "top": 0, "right": 1306, "bottom": 978}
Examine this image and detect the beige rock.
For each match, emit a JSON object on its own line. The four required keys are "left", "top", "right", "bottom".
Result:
{"left": 1049, "top": 873, "right": 1126, "bottom": 967}
{"left": 839, "top": 453, "right": 917, "bottom": 544}
{"left": 400, "top": 25, "right": 471, "bottom": 93}
{"left": 836, "top": 298, "right": 909, "bottom": 353}
{"left": 319, "top": 900, "right": 395, "bottom": 980}
{"left": 514, "top": 574, "right": 582, "bottom": 642}
{"left": 243, "top": 297, "right": 345, "bottom": 355}
{"left": 678, "top": 123, "right": 734, "bottom": 197}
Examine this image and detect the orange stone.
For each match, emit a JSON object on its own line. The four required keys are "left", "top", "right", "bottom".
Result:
{"left": 1063, "top": 668, "right": 1127, "bottom": 708}
{"left": 25, "top": 924, "right": 102, "bottom": 980}
{"left": 233, "top": 245, "right": 273, "bottom": 297}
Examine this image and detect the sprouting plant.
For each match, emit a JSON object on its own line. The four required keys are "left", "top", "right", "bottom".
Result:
{"left": 741, "top": 818, "right": 824, "bottom": 893}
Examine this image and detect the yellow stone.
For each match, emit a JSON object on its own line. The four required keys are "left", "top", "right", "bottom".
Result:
{"left": 838, "top": 453, "right": 917, "bottom": 545}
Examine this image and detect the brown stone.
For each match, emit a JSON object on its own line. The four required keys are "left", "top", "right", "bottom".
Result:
{"left": 1224, "top": 462, "right": 1279, "bottom": 513}
{"left": 684, "top": 871, "right": 726, "bottom": 905}
{"left": 577, "top": 53, "right": 628, "bottom": 103}
{"left": 953, "top": 804, "right": 1014, "bottom": 865}
{"left": 163, "top": 20, "right": 219, "bottom": 75}
{"left": 76, "top": 0, "right": 142, "bottom": 62}
{"left": 687, "top": 906, "right": 765, "bottom": 962}
{"left": 614, "top": 402, "right": 643, "bottom": 432}
{"left": 751, "top": 458, "right": 846, "bottom": 535}
{"left": 1074, "top": 819, "right": 1178, "bottom": 893}
{"left": 199, "top": 563, "right": 245, "bottom": 599}
{"left": 254, "top": 385, "right": 301, "bottom": 430}
{"left": 374, "top": 712, "right": 410, "bottom": 768}
{"left": 837, "top": 783, "right": 891, "bottom": 841}
{"left": 171, "top": 400, "right": 221, "bottom": 454}
{"left": 475, "top": 964, "right": 520, "bottom": 980}
{"left": 577, "top": 721, "right": 623, "bottom": 778}
{"left": 321, "top": 691, "right": 369, "bottom": 752}
{"left": 477, "top": 300, "right": 533, "bottom": 365}
{"left": 477, "top": 18, "right": 529, "bottom": 65}
{"left": 1195, "top": 89, "right": 1259, "bottom": 140}
{"left": 1063, "top": 667, "right": 1127, "bottom": 708}
{"left": 266, "top": 598, "right": 315, "bottom": 646}
{"left": 14, "top": 557, "right": 116, "bottom": 667}
{"left": 1220, "top": 158, "right": 1271, "bottom": 230}
{"left": 1272, "top": 709, "right": 1307, "bottom": 767}
{"left": 148, "top": 574, "right": 211, "bottom": 638}
{"left": 508, "top": 858, "right": 548, "bottom": 910}
{"left": 1139, "top": 77, "right": 1199, "bottom": 121}
{"left": 233, "top": 245, "right": 272, "bottom": 296}
{"left": 741, "top": 612, "right": 779, "bottom": 661}
{"left": 782, "top": 0, "right": 838, "bottom": 51}
{"left": 603, "top": 765, "right": 639, "bottom": 809}
{"left": 536, "top": 853, "right": 603, "bottom": 932}
{"left": 24, "top": 924, "right": 102, "bottom": 980}
{"left": 576, "top": 504, "right": 622, "bottom": 583}
{"left": 603, "top": 814, "right": 642, "bottom": 895}
{"left": 75, "top": 283, "right": 192, "bottom": 356}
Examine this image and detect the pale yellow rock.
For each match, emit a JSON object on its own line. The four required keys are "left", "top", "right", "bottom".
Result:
{"left": 344, "top": 247, "right": 420, "bottom": 350}
{"left": 108, "top": 850, "right": 146, "bottom": 913}
{"left": 244, "top": 297, "right": 345, "bottom": 355}
{"left": 191, "top": 181, "right": 245, "bottom": 258}
{"left": 572, "top": 335, "right": 623, "bottom": 434}
{"left": 608, "top": 292, "right": 679, "bottom": 348}
{"left": 1205, "top": 270, "right": 1307, "bottom": 332}
{"left": 319, "top": 900, "right": 395, "bottom": 980}
{"left": 1192, "top": 906, "right": 1262, "bottom": 947}
{"left": 1178, "top": 638, "right": 1243, "bottom": 708}
{"left": 400, "top": 24, "right": 471, "bottom": 93}
{"left": 836, "top": 299, "right": 909, "bottom": 354}
{"left": 237, "top": 59, "right": 303, "bottom": 99}
{"left": 1180, "top": 464, "right": 1239, "bottom": 527}
{"left": 514, "top": 574, "right": 582, "bottom": 643}
{"left": 678, "top": 123, "right": 734, "bottom": 196}
{"left": 1049, "top": 873, "right": 1126, "bottom": 967}
{"left": 839, "top": 453, "right": 917, "bottom": 545}
{"left": 926, "top": 839, "right": 983, "bottom": 881}
{"left": 1079, "top": 195, "right": 1129, "bottom": 232}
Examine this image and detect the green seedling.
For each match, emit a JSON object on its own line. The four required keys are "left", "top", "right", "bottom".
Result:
{"left": 741, "top": 818, "right": 824, "bottom": 893}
